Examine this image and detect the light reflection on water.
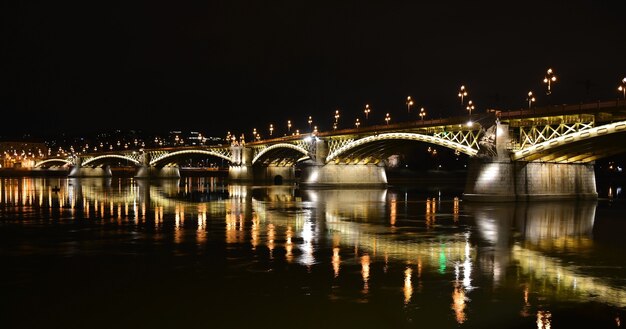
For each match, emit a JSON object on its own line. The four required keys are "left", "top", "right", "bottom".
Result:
{"left": 0, "top": 176, "right": 625, "bottom": 329}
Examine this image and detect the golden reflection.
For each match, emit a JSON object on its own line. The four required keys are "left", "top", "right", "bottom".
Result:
{"left": 417, "top": 257, "right": 423, "bottom": 292}
{"left": 403, "top": 267, "right": 413, "bottom": 304}
{"left": 390, "top": 195, "right": 397, "bottom": 227}
{"left": 536, "top": 310, "right": 551, "bottom": 329}
{"left": 174, "top": 209, "right": 183, "bottom": 244}
{"left": 154, "top": 206, "right": 163, "bottom": 229}
{"left": 197, "top": 212, "right": 207, "bottom": 244}
{"left": 521, "top": 285, "right": 531, "bottom": 317}
{"left": 285, "top": 226, "right": 294, "bottom": 263}
{"left": 426, "top": 197, "right": 436, "bottom": 227}
{"left": 267, "top": 223, "right": 275, "bottom": 259}
{"left": 332, "top": 247, "right": 341, "bottom": 278}
{"left": 453, "top": 197, "right": 459, "bottom": 222}
{"left": 251, "top": 213, "right": 259, "bottom": 249}
{"left": 452, "top": 282, "right": 467, "bottom": 324}
{"left": 361, "top": 254, "right": 370, "bottom": 294}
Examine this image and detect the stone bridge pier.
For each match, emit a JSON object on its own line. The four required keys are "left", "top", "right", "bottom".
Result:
{"left": 68, "top": 156, "right": 113, "bottom": 177}
{"left": 299, "top": 139, "right": 387, "bottom": 186}
{"left": 463, "top": 122, "right": 598, "bottom": 201}
{"left": 134, "top": 153, "right": 181, "bottom": 179}
{"left": 228, "top": 145, "right": 296, "bottom": 184}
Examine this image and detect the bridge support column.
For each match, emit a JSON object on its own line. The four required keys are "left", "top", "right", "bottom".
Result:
{"left": 135, "top": 166, "right": 181, "bottom": 179}
{"left": 134, "top": 153, "right": 180, "bottom": 179}
{"left": 68, "top": 157, "right": 113, "bottom": 177}
{"left": 299, "top": 138, "right": 387, "bottom": 186}
{"left": 463, "top": 122, "right": 598, "bottom": 201}
{"left": 228, "top": 146, "right": 255, "bottom": 182}
{"left": 299, "top": 163, "right": 387, "bottom": 186}
{"left": 253, "top": 166, "right": 296, "bottom": 184}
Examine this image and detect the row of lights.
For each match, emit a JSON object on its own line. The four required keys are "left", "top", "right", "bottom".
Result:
{"left": 231, "top": 71, "right": 625, "bottom": 142}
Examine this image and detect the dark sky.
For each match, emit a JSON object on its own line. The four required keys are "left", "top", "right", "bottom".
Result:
{"left": 2, "top": 0, "right": 626, "bottom": 138}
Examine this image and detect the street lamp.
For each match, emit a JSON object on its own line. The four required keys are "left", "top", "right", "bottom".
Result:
{"left": 308, "top": 116, "right": 313, "bottom": 131}
{"left": 269, "top": 124, "right": 274, "bottom": 136}
{"left": 458, "top": 85, "right": 468, "bottom": 106}
{"left": 334, "top": 109, "right": 340, "bottom": 127}
{"left": 287, "top": 120, "right": 292, "bottom": 133}
{"left": 385, "top": 112, "right": 391, "bottom": 125}
{"left": 618, "top": 77, "right": 626, "bottom": 99}
{"left": 419, "top": 107, "right": 426, "bottom": 122}
{"left": 252, "top": 128, "right": 257, "bottom": 140}
{"left": 527, "top": 91, "right": 536, "bottom": 109}
{"left": 364, "top": 104, "right": 371, "bottom": 124}
{"left": 466, "top": 100, "right": 475, "bottom": 116}
{"left": 406, "top": 96, "right": 414, "bottom": 113}
{"left": 543, "top": 68, "right": 557, "bottom": 95}
{"left": 355, "top": 118, "right": 361, "bottom": 129}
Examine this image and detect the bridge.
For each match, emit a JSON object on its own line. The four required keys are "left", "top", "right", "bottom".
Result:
{"left": 38, "top": 99, "right": 626, "bottom": 201}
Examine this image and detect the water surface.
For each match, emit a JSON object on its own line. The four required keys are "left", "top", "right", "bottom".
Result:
{"left": 1, "top": 176, "right": 625, "bottom": 329}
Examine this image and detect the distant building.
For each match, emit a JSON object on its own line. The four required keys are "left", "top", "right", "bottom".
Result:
{"left": 0, "top": 142, "right": 48, "bottom": 168}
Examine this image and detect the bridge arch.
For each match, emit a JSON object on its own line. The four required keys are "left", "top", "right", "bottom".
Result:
{"left": 511, "top": 120, "right": 626, "bottom": 162}
{"left": 82, "top": 154, "right": 142, "bottom": 167}
{"left": 252, "top": 143, "right": 310, "bottom": 165}
{"left": 326, "top": 132, "right": 479, "bottom": 163}
{"left": 149, "top": 149, "right": 231, "bottom": 167}
{"left": 35, "top": 158, "right": 73, "bottom": 168}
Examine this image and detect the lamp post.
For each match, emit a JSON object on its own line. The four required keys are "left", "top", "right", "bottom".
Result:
{"left": 527, "top": 91, "right": 536, "bottom": 109}
{"left": 287, "top": 120, "right": 292, "bottom": 134}
{"left": 269, "top": 124, "right": 274, "bottom": 136}
{"left": 308, "top": 116, "right": 313, "bottom": 131}
{"left": 618, "top": 77, "right": 626, "bottom": 99}
{"left": 543, "top": 68, "right": 557, "bottom": 95}
{"left": 419, "top": 107, "right": 426, "bottom": 122}
{"left": 355, "top": 118, "right": 361, "bottom": 129}
{"left": 252, "top": 128, "right": 257, "bottom": 140}
{"left": 406, "top": 96, "right": 414, "bottom": 113}
{"left": 385, "top": 112, "right": 391, "bottom": 125}
{"left": 334, "top": 109, "right": 340, "bottom": 128}
{"left": 458, "top": 85, "right": 468, "bottom": 107}
{"left": 364, "top": 104, "right": 371, "bottom": 125}
{"left": 466, "top": 100, "right": 474, "bottom": 126}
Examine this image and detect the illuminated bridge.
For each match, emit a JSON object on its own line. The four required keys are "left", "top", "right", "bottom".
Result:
{"left": 38, "top": 99, "right": 626, "bottom": 201}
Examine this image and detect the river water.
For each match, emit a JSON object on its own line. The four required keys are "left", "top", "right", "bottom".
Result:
{"left": 0, "top": 176, "right": 625, "bottom": 329}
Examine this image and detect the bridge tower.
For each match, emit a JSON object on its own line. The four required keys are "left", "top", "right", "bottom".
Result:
{"left": 463, "top": 121, "right": 597, "bottom": 201}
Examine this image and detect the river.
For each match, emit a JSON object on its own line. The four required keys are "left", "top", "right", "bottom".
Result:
{"left": 0, "top": 176, "right": 625, "bottom": 328}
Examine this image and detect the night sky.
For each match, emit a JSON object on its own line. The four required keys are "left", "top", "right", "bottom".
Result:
{"left": 3, "top": 1, "right": 626, "bottom": 138}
